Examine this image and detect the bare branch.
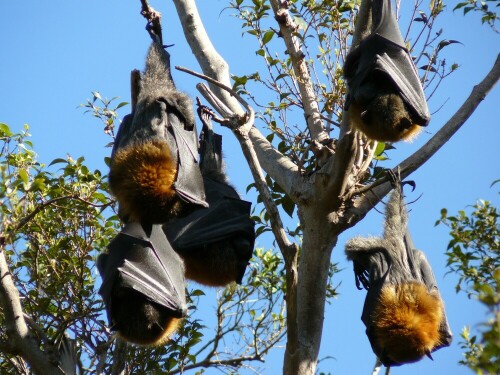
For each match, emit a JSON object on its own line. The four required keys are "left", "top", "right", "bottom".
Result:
{"left": 319, "top": 0, "right": 373, "bottom": 208}
{"left": 139, "top": 0, "right": 162, "bottom": 43}
{"left": 269, "top": 0, "right": 329, "bottom": 142}
{"left": 372, "top": 357, "right": 383, "bottom": 375}
{"left": 172, "top": 0, "right": 242, "bottom": 115}
{"left": 171, "top": 354, "right": 264, "bottom": 374}
{"left": 111, "top": 339, "right": 127, "bottom": 375}
{"left": 186, "top": 70, "right": 307, "bottom": 202}
{"left": 176, "top": 65, "right": 253, "bottom": 119}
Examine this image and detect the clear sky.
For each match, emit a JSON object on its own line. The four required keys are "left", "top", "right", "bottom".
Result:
{"left": 0, "top": 1, "right": 499, "bottom": 374}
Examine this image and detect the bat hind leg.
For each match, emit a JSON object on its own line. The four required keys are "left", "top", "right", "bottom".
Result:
{"left": 110, "top": 288, "right": 182, "bottom": 346}
{"left": 109, "top": 139, "right": 181, "bottom": 223}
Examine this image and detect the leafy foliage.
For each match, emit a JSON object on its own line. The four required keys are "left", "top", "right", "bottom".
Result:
{"left": 0, "top": 121, "right": 313, "bottom": 373}
{"left": 437, "top": 199, "right": 500, "bottom": 373}
{"left": 0, "top": 122, "right": 117, "bottom": 372}
{"left": 454, "top": 0, "right": 500, "bottom": 30}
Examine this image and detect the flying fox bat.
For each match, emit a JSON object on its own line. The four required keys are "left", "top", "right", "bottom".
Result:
{"left": 343, "top": 0, "right": 430, "bottom": 142}
{"left": 109, "top": 35, "right": 207, "bottom": 224}
{"left": 163, "top": 107, "right": 255, "bottom": 286}
{"left": 97, "top": 222, "right": 187, "bottom": 346}
{"left": 345, "top": 172, "right": 451, "bottom": 366}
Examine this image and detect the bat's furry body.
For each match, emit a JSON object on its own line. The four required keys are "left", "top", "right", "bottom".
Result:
{"left": 371, "top": 282, "right": 444, "bottom": 364}
{"left": 109, "top": 43, "right": 205, "bottom": 223}
{"left": 343, "top": 0, "right": 430, "bottom": 143}
{"left": 345, "top": 178, "right": 451, "bottom": 366}
{"left": 111, "top": 140, "right": 180, "bottom": 222}
{"left": 348, "top": 92, "right": 422, "bottom": 143}
{"left": 164, "top": 109, "right": 255, "bottom": 286}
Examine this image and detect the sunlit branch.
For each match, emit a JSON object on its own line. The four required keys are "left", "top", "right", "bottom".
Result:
{"left": 269, "top": 0, "right": 329, "bottom": 142}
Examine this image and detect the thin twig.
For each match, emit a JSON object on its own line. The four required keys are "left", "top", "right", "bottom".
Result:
{"left": 176, "top": 66, "right": 253, "bottom": 116}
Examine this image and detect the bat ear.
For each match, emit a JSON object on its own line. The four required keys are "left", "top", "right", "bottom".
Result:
{"left": 425, "top": 350, "right": 434, "bottom": 361}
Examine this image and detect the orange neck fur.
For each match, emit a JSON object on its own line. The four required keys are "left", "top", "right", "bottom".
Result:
{"left": 371, "top": 282, "right": 443, "bottom": 364}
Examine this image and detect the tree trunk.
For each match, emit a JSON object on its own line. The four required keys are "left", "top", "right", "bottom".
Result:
{"left": 284, "top": 205, "right": 338, "bottom": 375}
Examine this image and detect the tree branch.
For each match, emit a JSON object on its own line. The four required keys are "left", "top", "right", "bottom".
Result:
{"left": 0, "top": 248, "right": 64, "bottom": 375}
{"left": 318, "top": 0, "right": 373, "bottom": 208}
{"left": 269, "top": 0, "right": 328, "bottom": 142}
{"left": 172, "top": 0, "right": 308, "bottom": 201}
{"left": 181, "top": 69, "right": 308, "bottom": 203}
{"left": 172, "top": 0, "right": 242, "bottom": 115}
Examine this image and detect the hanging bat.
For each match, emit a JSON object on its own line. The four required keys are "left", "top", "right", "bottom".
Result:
{"left": 97, "top": 222, "right": 187, "bottom": 346}
{"left": 345, "top": 172, "right": 452, "bottom": 366}
{"left": 109, "top": 34, "right": 207, "bottom": 224}
{"left": 164, "top": 107, "right": 255, "bottom": 286}
{"left": 343, "top": 0, "right": 431, "bottom": 142}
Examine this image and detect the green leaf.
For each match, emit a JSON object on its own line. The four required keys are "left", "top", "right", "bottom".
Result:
{"left": 0, "top": 123, "right": 13, "bottom": 137}
{"left": 281, "top": 195, "right": 296, "bottom": 218}
{"left": 116, "top": 101, "right": 129, "bottom": 109}
{"left": 49, "top": 158, "right": 67, "bottom": 166}
{"left": 262, "top": 30, "right": 274, "bottom": 45}
{"left": 19, "top": 169, "right": 29, "bottom": 184}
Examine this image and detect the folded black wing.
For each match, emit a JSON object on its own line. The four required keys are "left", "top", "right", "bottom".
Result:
{"left": 344, "top": 0, "right": 430, "bottom": 126}
{"left": 165, "top": 102, "right": 207, "bottom": 207}
{"left": 414, "top": 249, "right": 453, "bottom": 349}
{"left": 98, "top": 222, "right": 187, "bottom": 321}
{"left": 165, "top": 177, "right": 255, "bottom": 250}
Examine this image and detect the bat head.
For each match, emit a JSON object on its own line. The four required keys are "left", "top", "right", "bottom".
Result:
{"left": 109, "top": 287, "right": 183, "bottom": 346}
{"left": 370, "top": 282, "right": 444, "bottom": 366}
{"left": 348, "top": 79, "right": 423, "bottom": 143}
{"left": 180, "top": 237, "right": 254, "bottom": 286}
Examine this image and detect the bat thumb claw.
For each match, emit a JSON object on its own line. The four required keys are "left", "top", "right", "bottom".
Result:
{"left": 401, "top": 180, "right": 416, "bottom": 192}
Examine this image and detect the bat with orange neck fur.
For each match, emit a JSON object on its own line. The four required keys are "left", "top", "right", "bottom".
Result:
{"left": 345, "top": 172, "right": 452, "bottom": 366}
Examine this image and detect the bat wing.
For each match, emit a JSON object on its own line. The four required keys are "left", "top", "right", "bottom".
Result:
{"left": 168, "top": 109, "right": 207, "bottom": 208}
{"left": 111, "top": 113, "right": 134, "bottom": 158}
{"left": 414, "top": 249, "right": 453, "bottom": 349}
{"left": 98, "top": 222, "right": 187, "bottom": 322}
{"left": 165, "top": 177, "right": 255, "bottom": 250}
{"left": 345, "top": 0, "right": 430, "bottom": 125}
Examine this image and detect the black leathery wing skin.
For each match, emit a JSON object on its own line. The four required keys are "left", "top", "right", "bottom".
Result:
{"left": 109, "top": 42, "right": 207, "bottom": 223}
{"left": 98, "top": 222, "right": 187, "bottom": 345}
{"left": 343, "top": 0, "right": 430, "bottom": 142}
{"left": 164, "top": 177, "right": 255, "bottom": 286}
{"left": 163, "top": 115, "right": 256, "bottom": 286}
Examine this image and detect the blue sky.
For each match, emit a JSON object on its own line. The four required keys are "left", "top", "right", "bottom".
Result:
{"left": 1, "top": 1, "right": 499, "bottom": 374}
